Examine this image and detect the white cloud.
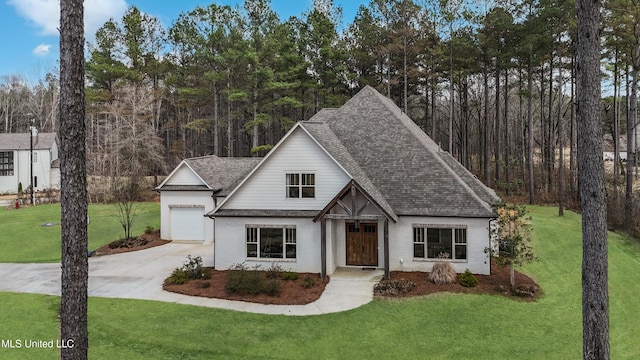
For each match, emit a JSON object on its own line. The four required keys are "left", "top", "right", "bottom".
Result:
{"left": 7, "top": 0, "right": 128, "bottom": 37}
{"left": 32, "top": 43, "right": 51, "bottom": 56}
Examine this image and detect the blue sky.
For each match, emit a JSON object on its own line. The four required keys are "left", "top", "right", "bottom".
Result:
{"left": 0, "top": 0, "right": 365, "bottom": 81}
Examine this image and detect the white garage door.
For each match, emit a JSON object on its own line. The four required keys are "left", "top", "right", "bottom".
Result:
{"left": 170, "top": 207, "right": 205, "bottom": 241}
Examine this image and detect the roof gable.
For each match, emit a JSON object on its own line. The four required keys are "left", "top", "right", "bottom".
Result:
{"left": 157, "top": 155, "right": 260, "bottom": 194}
{"left": 161, "top": 162, "right": 208, "bottom": 187}
{"left": 210, "top": 123, "right": 351, "bottom": 214}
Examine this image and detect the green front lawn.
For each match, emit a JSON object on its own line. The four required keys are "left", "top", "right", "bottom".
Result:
{"left": 0, "top": 203, "right": 160, "bottom": 263}
{"left": 0, "top": 206, "right": 638, "bottom": 359}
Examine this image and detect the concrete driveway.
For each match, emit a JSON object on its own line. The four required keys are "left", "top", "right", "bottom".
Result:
{"left": 0, "top": 243, "right": 381, "bottom": 316}
{"left": 0, "top": 243, "right": 213, "bottom": 298}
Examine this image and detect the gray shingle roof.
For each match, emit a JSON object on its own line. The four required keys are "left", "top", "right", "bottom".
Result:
{"left": 312, "top": 86, "right": 497, "bottom": 218}
{"left": 158, "top": 155, "right": 260, "bottom": 196}
{"left": 0, "top": 132, "right": 57, "bottom": 150}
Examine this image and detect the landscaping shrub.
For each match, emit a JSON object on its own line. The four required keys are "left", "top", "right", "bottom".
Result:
{"left": 511, "top": 284, "right": 537, "bottom": 298}
{"left": 301, "top": 275, "right": 316, "bottom": 289}
{"left": 225, "top": 268, "right": 264, "bottom": 295}
{"left": 281, "top": 271, "right": 299, "bottom": 281}
{"left": 429, "top": 261, "right": 457, "bottom": 284}
{"left": 167, "top": 268, "right": 189, "bottom": 285}
{"left": 458, "top": 270, "right": 478, "bottom": 288}
{"left": 145, "top": 226, "right": 155, "bottom": 234}
{"left": 374, "top": 279, "right": 416, "bottom": 296}
{"left": 266, "top": 262, "right": 283, "bottom": 279}
{"left": 262, "top": 279, "right": 281, "bottom": 296}
{"left": 166, "top": 256, "right": 210, "bottom": 285}
{"left": 225, "top": 263, "right": 282, "bottom": 296}
{"left": 182, "top": 255, "right": 209, "bottom": 279}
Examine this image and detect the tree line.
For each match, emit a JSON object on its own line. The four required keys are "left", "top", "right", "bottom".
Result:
{"left": 1, "top": 0, "right": 640, "bottom": 231}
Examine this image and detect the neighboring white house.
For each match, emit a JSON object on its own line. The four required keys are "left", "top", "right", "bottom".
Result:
{"left": 159, "top": 86, "right": 500, "bottom": 279}
{"left": 0, "top": 132, "right": 60, "bottom": 194}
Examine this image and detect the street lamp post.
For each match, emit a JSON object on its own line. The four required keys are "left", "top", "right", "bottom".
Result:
{"left": 29, "top": 121, "right": 36, "bottom": 206}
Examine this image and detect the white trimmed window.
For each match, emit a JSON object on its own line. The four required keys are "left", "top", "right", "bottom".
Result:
{"left": 413, "top": 226, "right": 467, "bottom": 260}
{"left": 246, "top": 225, "right": 296, "bottom": 259}
{"left": 286, "top": 173, "right": 315, "bottom": 198}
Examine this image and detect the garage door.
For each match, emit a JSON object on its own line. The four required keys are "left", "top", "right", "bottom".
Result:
{"left": 170, "top": 207, "right": 205, "bottom": 241}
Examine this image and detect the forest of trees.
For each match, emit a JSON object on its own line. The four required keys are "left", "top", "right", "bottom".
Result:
{"left": 1, "top": 0, "right": 640, "bottom": 232}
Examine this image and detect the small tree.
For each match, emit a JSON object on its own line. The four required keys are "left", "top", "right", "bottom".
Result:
{"left": 490, "top": 202, "right": 535, "bottom": 287}
{"left": 113, "top": 180, "right": 140, "bottom": 240}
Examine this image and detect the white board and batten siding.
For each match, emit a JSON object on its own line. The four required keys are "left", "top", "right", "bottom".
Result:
{"left": 222, "top": 127, "right": 351, "bottom": 211}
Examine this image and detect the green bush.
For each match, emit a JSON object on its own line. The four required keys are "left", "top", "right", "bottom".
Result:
{"left": 458, "top": 270, "right": 478, "bottom": 288}
{"left": 144, "top": 226, "right": 155, "bottom": 234}
{"left": 224, "top": 263, "right": 285, "bottom": 296}
{"left": 165, "top": 255, "right": 210, "bottom": 285}
{"left": 182, "top": 255, "right": 208, "bottom": 279}
{"left": 262, "top": 279, "right": 281, "bottom": 296}
{"left": 226, "top": 269, "right": 264, "bottom": 295}
{"left": 374, "top": 279, "right": 416, "bottom": 296}
{"left": 167, "top": 268, "right": 189, "bottom": 285}
{"left": 301, "top": 275, "right": 316, "bottom": 289}
{"left": 281, "top": 271, "right": 299, "bottom": 281}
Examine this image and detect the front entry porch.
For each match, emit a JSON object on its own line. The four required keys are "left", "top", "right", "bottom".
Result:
{"left": 314, "top": 180, "right": 396, "bottom": 280}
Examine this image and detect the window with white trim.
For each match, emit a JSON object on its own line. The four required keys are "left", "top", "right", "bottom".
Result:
{"left": 246, "top": 225, "right": 296, "bottom": 259}
{"left": 0, "top": 151, "right": 14, "bottom": 176}
{"left": 413, "top": 226, "right": 467, "bottom": 260}
{"left": 286, "top": 173, "right": 315, "bottom": 198}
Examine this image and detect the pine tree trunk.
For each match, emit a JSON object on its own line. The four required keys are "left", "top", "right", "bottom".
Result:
{"left": 577, "top": 0, "right": 610, "bottom": 357}
{"left": 527, "top": 48, "right": 535, "bottom": 205}
{"left": 626, "top": 25, "right": 639, "bottom": 232}
{"left": 59, "top": 0, "right": 88, "bottom": 358}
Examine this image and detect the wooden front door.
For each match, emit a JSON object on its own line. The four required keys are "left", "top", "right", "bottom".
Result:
{"left": 346, "top": 223, "right": 378, "bottom": 266}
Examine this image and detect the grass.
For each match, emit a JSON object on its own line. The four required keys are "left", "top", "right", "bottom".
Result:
{"left": 0, "top": 206, "right": 638, "bottom": 359}
{"left": 0, "top": 202, "right": 160, "bottom": 263}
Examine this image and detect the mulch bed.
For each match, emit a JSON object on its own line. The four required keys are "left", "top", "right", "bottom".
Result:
{"left": 163, "top": 260, "right": 540, "bottom": 305}
{"left": 163, "top": 271, "right": 328, "bottom": 305}
{"left": 93, "top": 230, "right": 170, "bottom": 256}
{"left": 380, "top": 259, "right": 540, "bottom": 302}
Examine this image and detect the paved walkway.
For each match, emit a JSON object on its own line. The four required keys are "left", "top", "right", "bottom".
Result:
{"left": 0, "top": 243, "right": 383, "bottom": 316}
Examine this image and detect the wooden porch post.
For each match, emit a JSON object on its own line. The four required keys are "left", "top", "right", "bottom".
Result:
{"left": 321, "top": 217, "right": 327, "bottom": 280}
{"left": 384, "top": 218, "right": 389, "bottom": 280}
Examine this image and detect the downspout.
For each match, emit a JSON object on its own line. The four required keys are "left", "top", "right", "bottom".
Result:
{"left": 210, "top": 190, "right": 220, "bottom": 269}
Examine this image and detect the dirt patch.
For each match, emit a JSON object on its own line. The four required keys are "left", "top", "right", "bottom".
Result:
{"left": 163, "top": 271, "right": 328, "bottom": 305}
{"left": 93, "top": 230, "right": 170, "bottom": 256}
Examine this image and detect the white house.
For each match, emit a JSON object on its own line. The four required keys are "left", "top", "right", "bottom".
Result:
{"left": 0, "top": 132, "right": 60, "bottom": 194}
{"left": 158, "top": 86, "right": 500, "bottom": 279}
